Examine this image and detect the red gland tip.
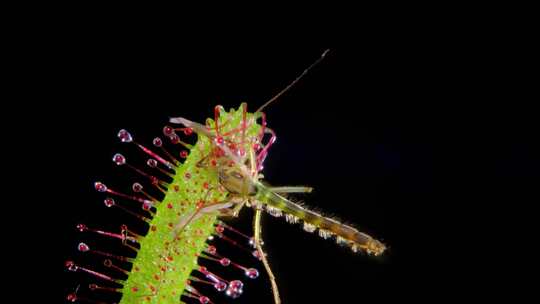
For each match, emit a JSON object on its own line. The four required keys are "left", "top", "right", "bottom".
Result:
{"left": 65, "top": 260, "right": 78, "bottom": 271}
{"left": 226, "top": 280, "right": 244, "bottom": 299}
{"left": 214, "top": 281, "right": 227, "bottom": 292}
{"left": 112, "top": 153, "right": 126, "bottom": 165}
{"left": 169, "top": 134, "right": 180, "bottom": 144}
{"left": 245, "top": 268, "right": 259, "bottom": 279}
{"left": 163, "top": 126, "right": 174, "bottom": 136}
{"left": 207, "top": 245, "right": 217, "bottom": 255}
{"left": 66, "top": 293, "right": 77, "bottom": 302}
{"left": 147, "top": 159, "right": 158, "bottom": 167}
{"left": 153, "top": 137, "right": 163, "bottom": 147}
{"left": 183, "top": 127, "right": 193, "bottom": 136}
{"left": 104, "top": 198, "right": 115, "bottom": 207}
{"left": 117, "top": 129, "right": 133, "bottom": 143}
{"left": 220, "top": 258, "right": 231, "bottom": 267}
{"left": 78, "top": 242, "right": 90, "bottom": 252}
{"left": 132, "top": 183, "right": 143, "bottom": 192}
{"left": 94, "top": 182, "right": 107, "bottom": 192}
{"left": 142, "top": 200, "right": 153, "bottom": 210}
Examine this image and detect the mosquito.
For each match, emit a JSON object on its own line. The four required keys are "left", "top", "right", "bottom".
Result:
{"left": 164, "top": 49, "right": 386, "bottom": 304}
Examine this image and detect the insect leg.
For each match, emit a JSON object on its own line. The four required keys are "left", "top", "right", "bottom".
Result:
{"left": 171, "top": 195, "right": 230, "bottom": 237}
{"left": 218, "top": 197, "right": 245, "bottom": 217}
{"left": 253, "top": 202, "right": 281, "bottom": 304}
{"left": 268, "top": 186, "right": 313, "bottom": 194}
{"left": 147, "top": 193, "right": 235, "bottom": 299}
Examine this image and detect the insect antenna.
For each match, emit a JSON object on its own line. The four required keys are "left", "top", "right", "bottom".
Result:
{"left": 255, "top": 49, "right": 330, "bottom": 113}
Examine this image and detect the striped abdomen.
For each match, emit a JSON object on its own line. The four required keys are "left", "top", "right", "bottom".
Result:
{"left": 254, "top": 183, "right": 386, "bottom": 256}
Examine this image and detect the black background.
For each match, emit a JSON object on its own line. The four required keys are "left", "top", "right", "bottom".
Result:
{"left": 11, "top": 12, "right": 538, "bottom": 304}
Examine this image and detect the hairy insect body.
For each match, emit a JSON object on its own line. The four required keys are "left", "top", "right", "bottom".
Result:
{"left": 253, "top": 182, "right": 386, "bottom": 256}
{"left": 215, "top": 155, "right": 386, "bottom": 256}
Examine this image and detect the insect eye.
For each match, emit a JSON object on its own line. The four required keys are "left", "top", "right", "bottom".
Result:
{"left": 231, "top": 172, "right": 244, "bottom": 180}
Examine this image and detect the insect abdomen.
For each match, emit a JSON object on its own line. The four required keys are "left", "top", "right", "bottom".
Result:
{"left": 255, "top": 183, "right": 386, "bottom": 256}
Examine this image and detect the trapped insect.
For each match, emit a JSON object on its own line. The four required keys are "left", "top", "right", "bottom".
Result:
{"left": 65, "top": 50, "right": 386, "bottom": 304}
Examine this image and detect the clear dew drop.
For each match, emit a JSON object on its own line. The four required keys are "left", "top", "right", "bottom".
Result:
{"left": 146, "top": 159, "right": 158, "bottom": 167}
{"left": 76, "top": 224, "right": 87, "bottom": 232}
{"left": 112, "top": 153, "right": 126, "bottom": 165}
{"left": 245, "top": 268, "right": 259, "bottom": 279}
{"left": 163, "top": 126, "right": 174, "bottom": 136}
{"left": 169, "top": 134, "right": 180, "bottom": 144}
{"left": 199, "top": 296, "right": 210, "bottom": 304}
{"left": 153, "top": 137, "right": 163, "bottom": 147}
{"left": 132, "top": 182, "right": 143, "bottom": 192}
{"left": 117, "top": 129, "right": 132, "bottom": 143}
{"left": 94, "top": 182, "right": 107, "bottom": 192}
{"left": 65, "top": 260, "right": 78, "bottom": 271}
{"left": 214, "top": 281, "right": 227, "bottom": 292}
{"left": 142, "top": 200, "right": 153, "bottom": 211}
{"left": 225, "top": 280, "right": 244, "bottom": 299}
{"left": 220, "top": 258, "right": 231, "bottom": 267}
{"left": 104, "top": 198, "right": 115, "bottom": 207}
{"left": 78, "top": 242, "right": 90, "bottom": 252}
{"left": 66, "top": 293, "right": 77, "bottom": 302}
